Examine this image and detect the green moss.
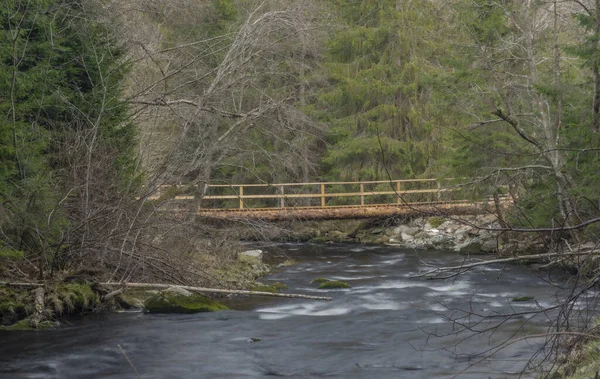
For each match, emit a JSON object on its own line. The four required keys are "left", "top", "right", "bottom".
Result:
{"left": 56, "top": 283, "right": 99, "bottom": 312}
{"left": 317, "top": 280, "right": 350, "bottom": 289}
{"left": 270, "top": 282, "right": 288, "bottom": 290}
{"left": 144, "top": 291, "right": 229, "bottom": 313}
{"left": 280, "top": 259, "right": 297, "bottom": 267}
{"left": 0, "top": 318, "right": 34, "bottom": 331}
{"left": 0, "top": 318, "right": 59, "bottom": 331}
{"left": 427, "top": 216, "right": 446, "bottom": 228}
{"left": 251, "top": 285, "right": 278, "bottom": 293}
{"left": 551, "top": 340, "right": 600, "bottom": 378}
{"left": 512, "top": 296, "right": 534, "bottom": 302}
{"left": 311, "top": 278, "right": 330, "bottom": 284}
{"left": 251, "top": 282, "right": 288, "bottom": 293}
{"left": 0, "top": 287, "right": 29, "bottom": 325}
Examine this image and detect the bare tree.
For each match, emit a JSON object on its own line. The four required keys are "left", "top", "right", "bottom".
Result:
{"left": 99, "top": 0, "right": 328, "bottom": 201}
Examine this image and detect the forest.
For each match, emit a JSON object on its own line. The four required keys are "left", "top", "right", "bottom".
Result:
{"left": 2, "top": 0, "right": 600, "bottom": 377}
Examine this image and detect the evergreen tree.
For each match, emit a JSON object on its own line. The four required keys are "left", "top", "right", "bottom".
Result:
{"left": 315, "top": 0, "right": 451, "bottom": 181}
{"left": 0, "top": 0, "right": 137, "bottom": 275}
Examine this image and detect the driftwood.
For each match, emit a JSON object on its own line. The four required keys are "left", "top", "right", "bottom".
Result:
{"left": 411, "top": 250, "right": 600, "bottom": 278}
{"left": 101, "top": 282, "right": 333, "bottom": 301}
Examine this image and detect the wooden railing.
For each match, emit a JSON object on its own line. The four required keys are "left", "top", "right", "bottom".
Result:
{"left": 156, "top": 179, "right": 473, "bottom": 210}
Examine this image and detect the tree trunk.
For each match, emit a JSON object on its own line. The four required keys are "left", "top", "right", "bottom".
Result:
{"left": 593, "top": 0, "right": 600, "bottom": 132}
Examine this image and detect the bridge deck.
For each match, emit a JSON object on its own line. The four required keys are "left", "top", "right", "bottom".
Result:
{"left": 196, "top": 201, "right": 488, "bottom": 221}
{"left": 155, "top": 179, "right": 499, "bottom": 221}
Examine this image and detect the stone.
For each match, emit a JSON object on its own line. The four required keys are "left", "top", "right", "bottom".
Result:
{"left": 144, "top": 291, "right": 229, "bottom": 313}
{"left": 240, "top": 250, "right": 263, "bottom": 260}
{"left": 393, "top": 225, "right": 419, "bottom": 236}
{"left": 317, "top": 280, "right": 350, "bottom": 289}
{"left": 431, "top": 234, "right": 454, "bottom": 247}
{"left": 481, "top": 240, "right": 498, "bottom": 253}
{"left": 454, "top": 238, "right": 483, "bottom": 254}
{"left": 401, "top": 232, "right": 414, "bottom": 242}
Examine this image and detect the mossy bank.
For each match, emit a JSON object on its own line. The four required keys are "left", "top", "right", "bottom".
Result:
{"left": 0, "top": 249, "right": 273, "bottom": 329}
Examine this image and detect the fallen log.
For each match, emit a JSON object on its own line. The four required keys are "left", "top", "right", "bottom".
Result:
{"left": 100, "top": 282, "right": 333, "bottom": 301}
{"left": 411, "top": 250, "right": 600, "bottom": 278}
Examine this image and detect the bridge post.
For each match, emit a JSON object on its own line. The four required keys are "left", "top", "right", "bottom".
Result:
{"left": 360, "top": 183, "right": 365, "bottom": 206}
{"left": 436, "top": 181, "right": 441, "bottom": 201}
{"left": 396, "top": 181, "right": 401, "bottom": 204}
{"left": 280, "top": 185, "right": 285, "bottom": 208}
{"left": 239, "top": 186, "right": 244, "bottom": 209}
{"left": 320, "top": 183, "right": 326, "bottom": 207}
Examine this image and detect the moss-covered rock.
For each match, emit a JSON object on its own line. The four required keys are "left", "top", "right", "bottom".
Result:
{"left": 117, "top": 289, "right": 155, "bottom": 309}
{"left": 270, "top": 282, "right": 288, "bottom": 290}
{"left": 144, "top": 289, "right": 229, "bottom": 313}
{"left": 311, "top": 278, "right": 330, "bottom": 284}
{"left": 317, "top": 280, "right": 350, "bottom": 289}
{"left": 512, "top": 296, "right": 534, "bottom": 302}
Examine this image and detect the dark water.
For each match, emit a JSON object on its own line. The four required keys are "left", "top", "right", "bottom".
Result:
{"left": 0, "top": 244, "right": 589, "bottom": 378}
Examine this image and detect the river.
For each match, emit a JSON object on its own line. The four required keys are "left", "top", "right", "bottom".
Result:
{"left": 0, "top": 243, "right": 581, "bottom": 378}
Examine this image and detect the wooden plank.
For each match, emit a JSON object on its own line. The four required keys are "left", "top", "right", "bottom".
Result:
{"left": 201, "top": 188, "right": 454, "bottom": 200}
{"left": 196, "top": 201, "right": 488, "bottom": 221}
{"left": 204, "top": 178, "right": 438, "bottom": 188}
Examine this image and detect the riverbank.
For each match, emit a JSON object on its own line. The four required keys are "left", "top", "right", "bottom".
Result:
{"left": 0, "top": 248, "right": 272, "bottom": 330}
{"left": 253, "top": 214, "right": 544, "bottom": 255}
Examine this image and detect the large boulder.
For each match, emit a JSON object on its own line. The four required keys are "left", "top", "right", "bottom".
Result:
{"left": 144, "top": 288, "right": 229, "bottom": 313}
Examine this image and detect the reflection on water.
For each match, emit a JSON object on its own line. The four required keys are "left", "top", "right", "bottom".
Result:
{"left": 0, "top": 243, "right": 578, "bottom": 378}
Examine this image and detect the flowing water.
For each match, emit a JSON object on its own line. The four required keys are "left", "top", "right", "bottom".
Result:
{"left": 0, "top": 244, "right": 588, "bottom": 378}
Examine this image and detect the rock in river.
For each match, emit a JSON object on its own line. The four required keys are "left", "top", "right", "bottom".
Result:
{"left": 144, "top": 287, "right": 229, "bottom": 313}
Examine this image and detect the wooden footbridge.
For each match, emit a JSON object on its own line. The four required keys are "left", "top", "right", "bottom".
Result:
{"left": 154, "top": 179, "right": 498, "bottom": 221}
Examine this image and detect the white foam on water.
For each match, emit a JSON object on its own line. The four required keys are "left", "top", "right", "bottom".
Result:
{"left": 357, "top": 294, "right": 407, "bottom": 311}
{"left": 428, "top": 303, "right": 447, "bottom": 312}
{"left": 330, "top": 275, "right": 381, "bottom": 281}
{"left": 429, "top": 282, "right": 471, "bottom": 292}
{"left": 258, "top": 313, "right": 289, "bottom": 320}
{"left": 352, "top": 280, "right": 470, "bottom": 295}
{"left": 256, "top": 302, "right": 352, "bottom": 317}
{"left": 490, "top": 301, "right": 504, "bottom": 307}
{"left": 381, "top": 258, "right": 404, "bottom": 264}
